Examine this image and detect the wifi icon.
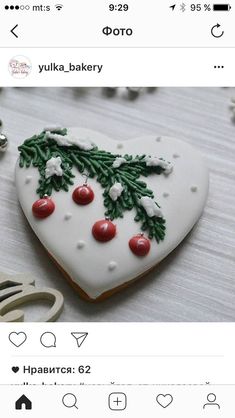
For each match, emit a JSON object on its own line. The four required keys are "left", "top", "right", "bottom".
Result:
{"left": 55, "top": 4, "right": 63, "bottom": 10}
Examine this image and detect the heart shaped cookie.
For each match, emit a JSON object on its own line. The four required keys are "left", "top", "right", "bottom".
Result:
{"left": 15, "top": 128, "right": 209, "bottom": 301}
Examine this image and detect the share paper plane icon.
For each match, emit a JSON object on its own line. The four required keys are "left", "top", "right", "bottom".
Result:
{"left": 71, "top": 332, "right": 88, "bottom": 347}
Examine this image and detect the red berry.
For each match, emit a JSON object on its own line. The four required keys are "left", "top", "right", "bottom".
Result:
{"left": 129, "top": 235, "right": 151, "bottom": 256}
{"left": 32, "top": 196, "right": 55, "bottom": 219}
{"left": 92, "top": 219, "right": 116, "bottom": 242}
{"left": 72, "top": 185, "right": 94, "bottom": 205}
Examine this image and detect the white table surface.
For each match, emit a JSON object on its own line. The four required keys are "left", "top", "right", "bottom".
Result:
{"left": 0, "top": 87, "right": 235, "bottom": 322}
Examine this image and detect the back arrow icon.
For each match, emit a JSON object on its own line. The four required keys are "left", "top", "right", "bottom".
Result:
{"left": 211, "top": 23, "right": 224, "bottom": 38}
{"left": 11, "top": 24, "right": 18, "bottom": 38}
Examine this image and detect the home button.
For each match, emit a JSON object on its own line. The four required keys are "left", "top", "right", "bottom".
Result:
{"left": 15, "top": 395, "right": 32, "bottom": 410}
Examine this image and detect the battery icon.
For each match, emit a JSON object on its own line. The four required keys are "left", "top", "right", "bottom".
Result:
{"left": 213, "top": 4, "right": 231, "bottom": 11}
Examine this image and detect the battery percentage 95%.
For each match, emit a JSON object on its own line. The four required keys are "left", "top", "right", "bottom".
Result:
{"left": 191, "top": 3, "right": 211, "bottom": 11}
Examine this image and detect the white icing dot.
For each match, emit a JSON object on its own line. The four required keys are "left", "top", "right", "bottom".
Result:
{"left": 117, "top": 142, "right": 123, "bottom": 149}
{"left": 173, "top": 153, "right": 180, "bottom": 159}
{"left": 77, "top": 240, "right": 85, "bottom": 249}
{"left": 108, "top": 261, "right": 117, "bottom": 271}
{"left": 163, "top": 192, "right": 169, "bottom": 198}
{"left": 25, "top": 176, "right": 32, "bottom": 184}
{"left": 156, "top": 137, "right": 161, "bottom": 142}
{"left": 64, "top": 213, "right": 72, "bottom": 220}
{"left": 191, "top": 185, "right": 198, "bottom": 192}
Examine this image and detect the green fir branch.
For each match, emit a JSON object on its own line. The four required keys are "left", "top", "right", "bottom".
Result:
{"left": 18, "top": 129, "right": 170, "bottom": 242}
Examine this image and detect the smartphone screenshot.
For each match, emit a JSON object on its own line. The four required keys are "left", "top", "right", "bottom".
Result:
{"left": 0, "top": 1, "right": 234, "bottom": 416}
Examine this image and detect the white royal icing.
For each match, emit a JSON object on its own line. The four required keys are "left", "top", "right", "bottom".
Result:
{"left": 144, "top": 156, "right": 173, "bottom": 175}
{"left": 112, "top": 157, "right": 127, "bottom": 168}
{"left": 77, "top": 240, "right": 85, "bottom": 249}
{"left": 108, "top": 261, "right": 117, "bottom": 271}
{"left": 25, "top": 176, "right": 32, "bottom": 184}
{"left": 46, "top": 132, "right": 94, "bottom": 150}
{"left": 139, "top": 196, "right": 163, "bottom": 218}
{"left": 43, "top": 125, "right": 63, "bottom": 132}
{"left": 64, "top": 213, "right": 72, "bottom": 220}
{"left": 16, "top": 128, "right": 209, "bottom": 300}
{"left": 109, "top": 182, "right": 124, "bottom": 201}
{"left": 45, "top": 156, "right": 63, "bottom": 179}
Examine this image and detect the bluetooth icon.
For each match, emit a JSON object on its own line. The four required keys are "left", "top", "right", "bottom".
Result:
{"left": 180, "top": 3, "right": 186, "bottom": 12}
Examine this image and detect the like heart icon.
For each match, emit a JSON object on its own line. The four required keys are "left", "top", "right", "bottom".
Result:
{"left": 9, "top": 332, "right": 27, "bottom": 347}
{"left": 156, "top": 394, "right": 173, "bottom": 408}
{"left": 16, "top": 128, "right": 209, "bottom": 301}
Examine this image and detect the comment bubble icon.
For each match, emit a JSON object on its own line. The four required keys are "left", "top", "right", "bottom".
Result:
{"left": 40, "top": 332, "right": 56, "bottom": 348}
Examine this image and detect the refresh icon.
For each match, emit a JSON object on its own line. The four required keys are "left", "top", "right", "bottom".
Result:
{"left": 211, "top": 23, "right": 224, "bottom": 38}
